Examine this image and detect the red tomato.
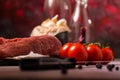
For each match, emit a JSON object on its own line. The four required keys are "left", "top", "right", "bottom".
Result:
{"left": 60, "top": 43, "right": 73, "bottom": 58}
{"left": 86, "top": 44, "right": 103, "bottom": 61}
{"left": 102, "top": 47, "right": 114, "bottom": 61}
{"left": 68, "top": 43, "right": 88, "bottom": 61}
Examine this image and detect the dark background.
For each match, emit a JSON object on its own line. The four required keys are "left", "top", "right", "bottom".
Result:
{"left": 0, "top": 0, "right": 120, "bottom": 58}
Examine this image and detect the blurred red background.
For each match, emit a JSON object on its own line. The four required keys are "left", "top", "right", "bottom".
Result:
{"left": 0, "top": 0, "right": 120, "bottom": 57}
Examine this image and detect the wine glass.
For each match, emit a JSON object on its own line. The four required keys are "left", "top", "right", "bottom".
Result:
{"left": 43, "top": 0, "right": 71, "bottom": 21}
{"left": 68, "top": 0, "right": 92, "bottom": 43}
{"left": 43, "top": 0, "right": 59, "bottom": 19}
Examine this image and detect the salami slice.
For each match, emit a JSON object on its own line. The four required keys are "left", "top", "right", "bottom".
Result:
{"left": 0, "top": 35, "right": 62, "bottom": 58}
{"left": 30, "top": 35, "right": 62, "bottom": 56}
{"left": 46, "top": 36, "right": 62, "bottom": 56}
{"left": 0, "top": 38, "right": 32, "bottom": 58}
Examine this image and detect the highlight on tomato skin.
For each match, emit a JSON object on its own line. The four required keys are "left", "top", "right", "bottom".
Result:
{"left": 86, "top": 44, "right": 103, "bottom": 61}
{"left": 67, "top": 43, "right": 88, "bottom": 61}
{"left": 59, "top": 43, "right": 73, "bottom": 58}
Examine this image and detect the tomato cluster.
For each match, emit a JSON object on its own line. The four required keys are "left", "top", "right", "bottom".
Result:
{"left": 59, "top": 43, "right": 114, "bottom": 62}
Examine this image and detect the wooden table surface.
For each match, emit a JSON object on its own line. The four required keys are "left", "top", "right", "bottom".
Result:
{"left": 0, "top": 59, "right": 120, "bottom": 80}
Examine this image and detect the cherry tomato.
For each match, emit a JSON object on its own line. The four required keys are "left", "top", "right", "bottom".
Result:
{"left": 102, "top": 47, "right": 114, "bottom": 61}
{"left": 86, "top": 44, "right": 103, "bottom": 61}
{"left": 60, "top": 43, "right": 73, "bottom": 58}
{"left": 68, "top": 43, "right": 88, "bottom": 61}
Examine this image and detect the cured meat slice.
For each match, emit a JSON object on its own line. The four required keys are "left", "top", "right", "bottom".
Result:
{"left": 0, "top": 37, "right": 5, "bottom": 44}
{"left": 0, "top": 38, "right": 32, "bottom": 58}
{"left": 0, "top": 35, "right": 62, "bottom": 58}
{"left": 30, "top": 35, "right": 62, "bottom": 56}
{"left": 41, "top": 36, "right": 52, "bottom": 55}
{"left": 47, "top": 36, "right": 62, "bottom": 56}
{"left": 28, "top": 36, "right": 44, "bottom": 54}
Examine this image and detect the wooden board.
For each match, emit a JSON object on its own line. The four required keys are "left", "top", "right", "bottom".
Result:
{"left": 0, "top": 59, "right": 119, "bottom": 80}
